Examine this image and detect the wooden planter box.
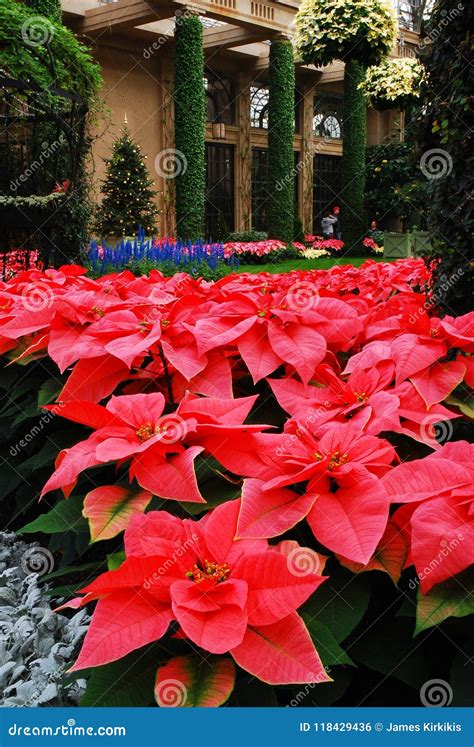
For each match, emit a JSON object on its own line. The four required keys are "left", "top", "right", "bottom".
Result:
{"left": 411, "top": 230, "right": 431, "bottom": 256}
{"left": 383, "top": 232, "right": 412, "bottom": 259}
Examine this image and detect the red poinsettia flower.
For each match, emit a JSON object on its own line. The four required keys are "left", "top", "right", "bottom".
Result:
{"left": 227, "top": 422, "right": 395, "bottom": 565}
{"left": 63, "top": 500, "right": 330, "bottom": 685}
{"left": 382, "top": 440, "right": 474, "bottom": 592}
{"left": 41, "top": 392, "right": 266, "bottom": 503}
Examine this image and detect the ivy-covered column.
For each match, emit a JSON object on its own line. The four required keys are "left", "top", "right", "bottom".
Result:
{"left": 174, "top": 9, "right": 205, "bottom": 240}
{"left": 25, "top": 0, "right": 61, "bottom": 23}
{"left": 268, "top": 34, "right": 295, "bottom": 244}
{"left": 341, "top": 59, "right": 366, "bottom": 251}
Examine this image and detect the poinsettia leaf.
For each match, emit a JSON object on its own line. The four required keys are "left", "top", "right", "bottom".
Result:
{"left": 301, "top": 570, "right": 370, "bottom": 643}
{"left": 19, "top": 495, "right": 88, "bottom": 534}
{"left": 301, "top": 615, "right": 354, "bottom": 667}
{"left": 415, "top": 568, "right": 474, "bottom": 635}
{"left": 231, "top": 612, "right": 330, "bottom": 685}
{"left": 80, "top": 644, "right": 159, "bottom": 706}
{"left": 107, "top": 551, "right": 126, "bottom": 571}
{"left": 154, "top": 655, "right": 235, "bottom": 707}
{"left": 38, "top": 377, "right": 62, "bottom": 406}
{"left": 337, "top": 520, "right": 408, "bottom": 584}
{"left": 83, "top": 485, "right": 153, "bottom": 542}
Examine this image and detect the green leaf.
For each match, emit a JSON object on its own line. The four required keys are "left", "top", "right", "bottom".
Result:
{"left": 155, "top": 655, "right": 235, "bottom": 707}
{"left": 302, "top": 615, "right": 354, "bottom": 667}
{"left": 42, "top": 561, "right": 104, "bottom": 582}
{"left": 415, "top": 569, "right": 474, "bottom": 635}
{"left": 38, "top": 378, "right": 62, "bottom": 406}
{"left": 107, "top": 550, "right": 125, "bottom": 570}
{"left": 19, "top": 495, "right": 88, "bottom": 535}
{"left": 301, "top": 569, "right": 370, "bottom": 643}
{"left": 80, "top": 646, "right": 159, "bottom": 707}
{"left": 446, "top": 394, "right": 474, "bottom": 419}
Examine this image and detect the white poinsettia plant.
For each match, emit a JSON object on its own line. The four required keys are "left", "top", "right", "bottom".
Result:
{"left": 294, "top": 0, "right": 398, "bottom": 67}
{"left": 359, "top": 57, "right": 426, "bottom": 110}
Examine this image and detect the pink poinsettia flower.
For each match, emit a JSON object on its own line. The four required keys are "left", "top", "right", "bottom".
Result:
{"left": 210, "top": 422, "right": 395, "bottom": 565}
{"left": 63, "top": 500, "right": 330, "bottom": 685}
{"left": 41, "top": 392, "right": 266, "bottom": 503}
{"left": 382, "top": 440, "right": 474, "bottom": 592}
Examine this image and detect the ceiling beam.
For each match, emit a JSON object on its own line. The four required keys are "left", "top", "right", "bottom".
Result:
{"left": 203, "top": 26, "right": 268, "bottom": 49}
{"left": 76, "top": 0, "right": 295, "bottom": 36}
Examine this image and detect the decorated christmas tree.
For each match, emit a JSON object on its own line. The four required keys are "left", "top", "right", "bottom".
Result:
{"left": 96, "top": 126, "right": 158, "bottom": 237}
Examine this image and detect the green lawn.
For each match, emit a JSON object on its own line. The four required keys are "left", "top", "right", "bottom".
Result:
{"left": 226, "top": 255, "right": 387, "bottom": 275}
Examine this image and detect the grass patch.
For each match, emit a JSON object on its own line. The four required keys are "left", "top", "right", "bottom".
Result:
{"left": 226, "top": 256, "right": 387, "bottom": 275}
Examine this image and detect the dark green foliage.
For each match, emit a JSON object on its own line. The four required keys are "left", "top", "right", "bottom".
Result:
{"left": 227, "top": 230, "right": 268, "bottom": 242}
{"left": 174, "top": 15, "right": 205, "bottom": 240}
{"left": 416, "top": 0, "right": 473, "bottom": 314}
{"left": 267, "top": 38, "right": 295, "bottom": 244}
{"left": 25, "top": 0, "right": 61, "bottom": 23}
{"left": 0, "top": 0, "right": 101, "bottom": 101}
{"left": 365, "top": 143, "right": 426, "bottom": 230}
{"left": 341, "top": 60, "right": 366, "bottom": 251}
{"left": 95, "top": 128, "right": 158, "bottom": 237}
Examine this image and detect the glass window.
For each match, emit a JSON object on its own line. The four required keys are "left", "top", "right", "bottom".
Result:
{"left": 204, "top": 71, "right": 235, "bottom": 125}
{"left": 250, "top": 86, "right": 269, "bottom": 129}
{"left": 313, "top": 94, "right": 344, "bottom": 139}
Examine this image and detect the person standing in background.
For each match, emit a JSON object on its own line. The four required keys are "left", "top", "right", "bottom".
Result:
{"left": 331, "top": 205, "right": 342, "bottom": 240}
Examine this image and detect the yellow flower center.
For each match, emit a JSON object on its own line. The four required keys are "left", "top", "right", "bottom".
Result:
{"left": 354, "top": 391, "right": 368, "bottom": 403}
{"left": 328, "top": 450, "right": 349, "bottom": 470}
{"left": 186, "top": 559, "right": 231, "bottom": 584}
{"left": 136, "top": 422, "right": 154, "bottom": 442}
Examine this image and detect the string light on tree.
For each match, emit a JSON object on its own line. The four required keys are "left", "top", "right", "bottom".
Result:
{"left": 95, "top": 114, "right": 159, "bottom": 237}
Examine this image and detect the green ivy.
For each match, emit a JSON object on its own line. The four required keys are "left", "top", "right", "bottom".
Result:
{"left": 0, "top": 0, "right": 101, "bottom": 102}
{"left": 341, "top": 59, "right": 366, "bottom": 251}
{"left": 25, "top": 0, "right": 61, "bottom": 24}
{"left": 365, "top": 142, "right": 426, "bottom": 230}
{"left": 174, "top": 14, "right": 205, "bottom": 240}
{"left": 267, "top": 38, "right": 295, "bottom": 244}
{"left": 416, "top": 0, "right": 473, "bottom": 314}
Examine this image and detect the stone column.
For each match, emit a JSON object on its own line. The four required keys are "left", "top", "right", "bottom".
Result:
{"left": 301, "top": 83, "right": 315, "bottom": 234}
{"left": 236, "top": 72, "right": 252, "bottom": 231}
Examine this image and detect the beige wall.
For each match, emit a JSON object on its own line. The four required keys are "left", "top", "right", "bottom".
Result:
{"left": 89, "top": 45, "right": 162, "bottom": 211}
{"left": 89, "top": 44, "right": 395, "bottom": 236}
